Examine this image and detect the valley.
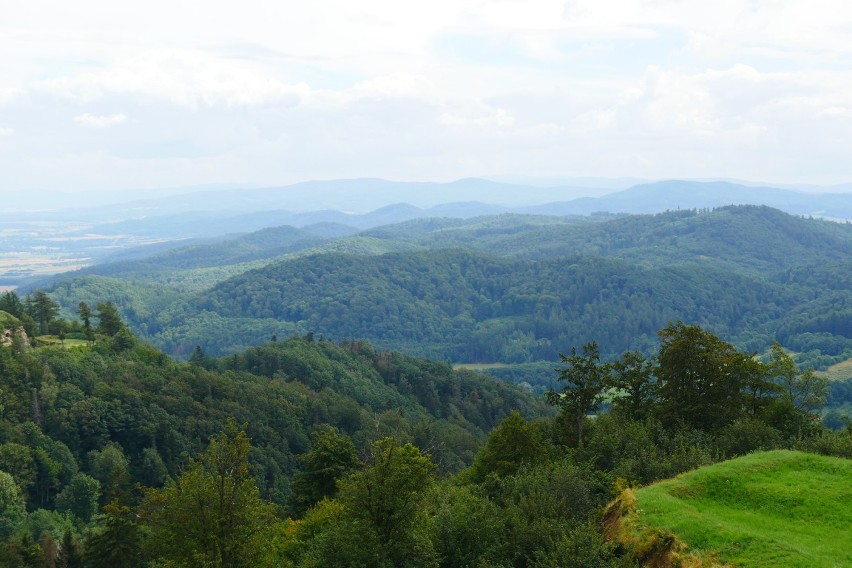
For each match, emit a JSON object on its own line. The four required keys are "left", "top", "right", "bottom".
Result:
{"left": 1, "top": 178, "right": 851, "bottom": 567}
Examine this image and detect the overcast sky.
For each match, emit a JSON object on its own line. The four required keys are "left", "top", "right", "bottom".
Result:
{"left": 2, "top": 0, "right": 852, "bottom": 194}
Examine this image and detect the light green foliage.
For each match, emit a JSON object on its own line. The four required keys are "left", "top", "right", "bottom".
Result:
{"left": 299, "top": 438, "right": 439, "bottom": 568}
{"left": 0, "top": 470, "right": 25, "bottom": 538}
{"left": 0, "top": 310, "right": 21, "bottom": 331}
{"left": 19, "top": 507, "right": 76, "bottom": 543}
{"left": 142, "top": 421, "right": 276, "bottom": 568}
{"left": 634, "top": 450, "right": 852, "bottom": 567}
{"left": 767, "top": 341, "right": 828, "bottom": 418}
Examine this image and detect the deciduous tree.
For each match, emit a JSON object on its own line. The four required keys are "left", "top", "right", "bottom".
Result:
{"left": 548, "top": 342, "right": 609, "bottom": 446}
{"left": 142, "top": 420, "right": 276, "bottom": 568}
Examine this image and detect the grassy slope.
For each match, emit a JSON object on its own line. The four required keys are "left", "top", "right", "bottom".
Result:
{"left": 633, "top": 450, "right": 852, "bottom": 567}
{"left": 820, "top": 357, "right": 852, "bottom": 381}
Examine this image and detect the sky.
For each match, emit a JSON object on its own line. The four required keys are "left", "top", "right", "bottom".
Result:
{"left": 2, "top": 0, "right": 852, "bottom": 194}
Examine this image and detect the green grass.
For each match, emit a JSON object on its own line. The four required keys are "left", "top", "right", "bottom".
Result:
{"left": 452, "top": 363, "right": 510, "bottom": 371}
{"left": 634, "top": 450, "right": 852, "bottom": 567}
{"left": 819, "top": 358, "right": 852, "bottom": 382}
{"left": 34, "top": 336, "right": 90, "bottom": 349}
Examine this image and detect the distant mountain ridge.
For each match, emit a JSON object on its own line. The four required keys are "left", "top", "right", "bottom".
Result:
{"left": 73, "top": 179, "right": 852, "bottom": 242}
{"left": 39, "top": 206, "right": 852, "bottom": 369}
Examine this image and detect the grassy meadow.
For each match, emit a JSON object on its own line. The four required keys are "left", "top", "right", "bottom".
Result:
{"left": 631, "top": 450, "right": 852, "bottom": 567}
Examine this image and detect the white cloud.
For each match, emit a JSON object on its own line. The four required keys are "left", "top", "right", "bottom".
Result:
{"left": 0, "top": 127, "right": 14, "bottom": 136}
{"left": 0, "top": 88, "right": 24, "bottom": 105}
{"left": 39, "top": 50, "right": 312, "bottom": 108}
{"left": 1, "top": 0, "right": 852, "bottom": 189}
{"left": 74, "top": 113, "right": 126, "bottom": 128}
{"left": 440, "top": 104, "right": 515, "bottom": 128}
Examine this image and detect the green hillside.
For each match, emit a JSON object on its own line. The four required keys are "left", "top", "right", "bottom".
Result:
{"left": 35, "top": 206, "right": 852, "bottom": 367}
{"left": 613, "top": 450, "right": 852, "bottom": 567}
{"left": 365, "top": 205, "right": 852, "bottom": 275}
{"left": 185, "top": 249, "right": 797, "bottom": 360}
{"left": 0, "top": 333, "right": 545, "bottom": 508}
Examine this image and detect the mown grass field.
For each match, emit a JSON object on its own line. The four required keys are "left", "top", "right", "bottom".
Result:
{"left": 34, "top": 336, "right": 89, "bottom": 349}
{"left": 452, "top": 362, "right": 510, "bottom": 371}
{"left": 633, "top": 450, "right": 852, "bottom": 567}
{"left": 819, "top": 357, "right": 852, "bottom": 381}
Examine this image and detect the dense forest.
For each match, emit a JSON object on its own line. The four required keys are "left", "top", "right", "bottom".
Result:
{"left": 0, "top": 302, "right": 850, "bottom": 566}
{"left": 32, "top": 206, "right": 852, "bottom": 375}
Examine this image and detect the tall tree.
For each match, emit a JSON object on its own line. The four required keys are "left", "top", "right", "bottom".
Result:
{"left": 334, "top": 437, "right": 437, "bottom": 567}
{"left": 0, "top": 291, "right": 24, "bottom": 318}
{"left": 32, "top": 291, "right": 59, "bottom": 336}
{"left": 0, "top": 470, "right": 25, "bottom": 538}
{"left": 289, "top": 427, "right": 359, "bottom": 517}
{"left": 95, "top": 302, "right": 123, "bottom": 337}
{"left": 470, "top": 411, "right": 545, "bottom": 481}
{"left": 655, "top": 322, "right": 756, "bottom": 431}
{"left": 77, "top": 302, "right": 94, "bottom": 344}
{"left": 142, "top": 420, "right": 275, "bottom": 568}
{"left": 765, "top": 341, "right": 828, "bottom": 433}
{"left": 81, "top": 502, "right": 142, "bottom": 568}
{"left": 609, "top": 350, "right": 656, "bottom": 421}
{"left": 548, "top": 342, "right": 609, "bottom": 446}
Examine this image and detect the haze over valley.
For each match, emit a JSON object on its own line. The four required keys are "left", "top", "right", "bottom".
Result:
{"left": 2, "top": 1, "right": 852, "bottom": 566}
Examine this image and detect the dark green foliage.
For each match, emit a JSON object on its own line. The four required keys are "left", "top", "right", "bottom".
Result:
{"left": 0, "top": 292, "right": 25, "bottom": 319}
{"left": 58, "top": 530, "right": 83, "bottom": 568}
{"left": 576, "top": 415, "right": 713, "bottom": 485}
{"left": 94, "top": 302, "right": 123, "bottom": 337}
{"left": 55, "top": 473, "right": 100, "bottom": 522}
{"left": 289, "top": 427, "right": 359, "bottom": 516}
{"left": 81, "top": 502, "right": 142, "bottom": 568}
{"left": 715, "top": 417, "right": 783, "bottom": 457}
{"left": 428, "top": 484, "right": 507, "bottom": 567}
{"left": 337, "top": 437, "right": 436, "bottom": 565}
{"left": 291, "top": 437, "right": 439, "bottom": 568}
{"left": 491, "top": 460, "right": 612, "bottom": 567}
{"left": 547, "top": 342, "right": 609, "bottom": 446}
{"left": 655, "top": 322, "right": 759, "bottom": 431}
{"left": 31, "top": 291, "right": 59, "bottom": 336}
{"left": 470, "top": 411, "right": 546, "bottom": 482}
{"left": 530, "top": 524, "right": 617, "bottom": 568}
{"left": 37, "top": 206, "right": 851, "bottom": 372}
{"left": 609, "top": 350, "right": 656, "bottom": 421}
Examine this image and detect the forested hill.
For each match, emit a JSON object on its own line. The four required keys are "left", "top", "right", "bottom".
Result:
{"left": 0, "top": 333, "right": 544, "bottom": 511}
{"left": 363, "top": 205, "right": 852, "bottom": 275}
{"left": 183, "top": 249, "right": 795, "bottom": 361}
{"left": 38, "top": 206, "right": 852, "bottom": 366}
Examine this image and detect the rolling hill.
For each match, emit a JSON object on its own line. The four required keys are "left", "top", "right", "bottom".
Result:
{"left": 36, "top": 206, "right": 852, "bottom": 368}
{"left": 606, "top": 450, "right": 852, "bottom": 567}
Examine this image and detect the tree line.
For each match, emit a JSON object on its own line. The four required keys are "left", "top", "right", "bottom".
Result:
{"left": 0, "top": 313, "right": 849, "bottom": 566}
